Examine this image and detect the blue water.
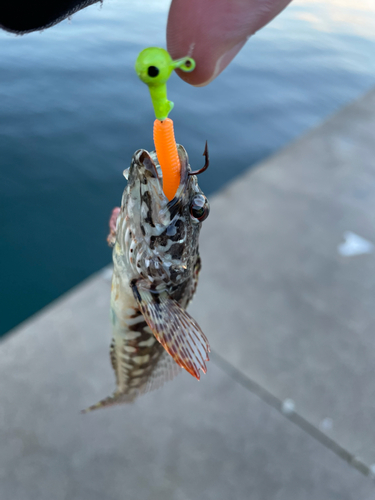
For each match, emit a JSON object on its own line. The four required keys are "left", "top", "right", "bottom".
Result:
{"left": 1, "top": 0, "right": 375, "bottom": 336}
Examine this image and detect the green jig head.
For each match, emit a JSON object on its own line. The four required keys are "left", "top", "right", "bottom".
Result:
{"left": 135, "top": 47, "right": 195, "bottom": 121}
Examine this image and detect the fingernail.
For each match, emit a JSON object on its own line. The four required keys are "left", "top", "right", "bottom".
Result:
{"left": 194, "top": 39, "right": 247, "bottom": 87}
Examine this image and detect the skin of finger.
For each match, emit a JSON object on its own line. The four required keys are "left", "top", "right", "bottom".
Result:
{"left": 167, "top": 0, "right": 292, "bottom": 86}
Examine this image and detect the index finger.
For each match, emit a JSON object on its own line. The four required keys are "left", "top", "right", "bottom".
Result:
{"left": 167, "top": 0, "right": 292, "bottom": 87}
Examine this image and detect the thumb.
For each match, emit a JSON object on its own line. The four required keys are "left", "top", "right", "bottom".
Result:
{"left": 167, "top": 0, "right": 292, "bottom": 87}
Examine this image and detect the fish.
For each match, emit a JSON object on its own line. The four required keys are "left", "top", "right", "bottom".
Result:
{"left": 83, "top": 143, "right": 211, "bottom": 411}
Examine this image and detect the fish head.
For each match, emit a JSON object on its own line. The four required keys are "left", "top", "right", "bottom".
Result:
{"left": 117, "top": 145, "right": 210, "bottom": 288}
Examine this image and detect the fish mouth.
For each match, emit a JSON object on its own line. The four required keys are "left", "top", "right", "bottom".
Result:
{"left": 127, "top": 144, "right": 190, "bottom": 204}
{"left": 133, "top": 145, "right": 191, "bottom": 224}
{"left": 124, "top": 145, "right": 191, "bottom": 230}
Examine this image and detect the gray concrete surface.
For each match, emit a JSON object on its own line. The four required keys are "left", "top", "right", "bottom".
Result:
{"left": 192, "top": 86, "right": 375, "bottom": 467}
{"left": 1, "top": 274, "right": 374, "bottom": 500}
{"left": 2, "top": 87, "right": 375, "bottom": 498}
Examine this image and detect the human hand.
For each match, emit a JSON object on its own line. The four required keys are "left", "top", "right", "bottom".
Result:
{"left": 167, "top": 0, "right": 292, "bottom": 86}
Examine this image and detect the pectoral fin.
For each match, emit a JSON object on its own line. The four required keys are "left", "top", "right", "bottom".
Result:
{"left": 131, "top": 281, "right": 210, "bottom": 380}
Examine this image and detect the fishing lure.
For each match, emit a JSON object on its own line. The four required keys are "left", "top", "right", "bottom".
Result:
{"left": 84, "top": 49, "right": 210, "bottom": 411}
{"left": 135, "top": 47, "right": 195, "bottom": 201}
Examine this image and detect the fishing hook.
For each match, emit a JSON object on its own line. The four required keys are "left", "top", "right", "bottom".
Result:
{"left": 189, "top": 141, "right": 209, "bottom": 176}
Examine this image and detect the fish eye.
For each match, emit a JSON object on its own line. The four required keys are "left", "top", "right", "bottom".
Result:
{"left": 147, "top": 66, "right": 159, "bottom": 77}
{"left": 190, "top": 195, "right": 210, "bottom": 222}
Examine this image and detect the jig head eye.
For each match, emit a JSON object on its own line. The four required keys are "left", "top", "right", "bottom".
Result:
{"left": 147, "top": 66, "right": 159, "bottom": 77}
{"left": 135, "top": 47, "right": 195, "bottom": 120}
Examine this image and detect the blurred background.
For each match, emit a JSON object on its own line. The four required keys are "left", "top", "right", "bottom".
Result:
{"left": 1, "top": 0, "right": 375, "bottom": 336}
{"left": 2, "top": 1, "right": 375, "bottom": 497}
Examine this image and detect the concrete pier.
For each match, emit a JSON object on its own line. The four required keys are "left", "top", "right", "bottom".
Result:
{"left": 1, "top": 87, "right": 375, "bottom": 499}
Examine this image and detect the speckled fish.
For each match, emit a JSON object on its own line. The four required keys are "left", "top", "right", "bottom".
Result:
{"left": 84, "top": 143, "right": 210, "bottom": 411}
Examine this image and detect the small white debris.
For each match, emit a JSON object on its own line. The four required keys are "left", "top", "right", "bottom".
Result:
{"left": 281, "top": 398, "right": 295, "bottom": 416}
{"left": 338, "top": 231, "right": 374, "bottom": 257}
{"left": 369, "top": 464, "right": 375, "bottom": 478}
{"left": 319, "top": 417, "right": 333, "bottom": 432}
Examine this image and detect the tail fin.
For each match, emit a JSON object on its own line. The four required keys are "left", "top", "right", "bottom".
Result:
{"left": 81, "top": 391, "right": 137, "bottom": 414}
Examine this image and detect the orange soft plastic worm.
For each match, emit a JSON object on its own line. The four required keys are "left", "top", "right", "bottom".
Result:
{"left": 153, "top": 118, "right": 181, "bottom": 201}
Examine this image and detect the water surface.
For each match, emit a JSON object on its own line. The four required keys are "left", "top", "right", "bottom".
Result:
{"left": 1, "top": 0, "right": 375, "bottom": 336}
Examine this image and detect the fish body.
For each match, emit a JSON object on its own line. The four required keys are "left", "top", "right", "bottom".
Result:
{"left": 85, "top": 144, "right": 210, "bottom": 411}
